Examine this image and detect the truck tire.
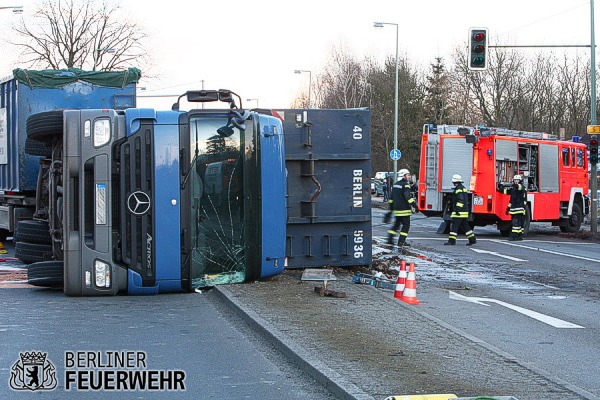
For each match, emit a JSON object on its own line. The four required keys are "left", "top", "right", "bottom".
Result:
{"left": 26, "top": 110, "right": 64, "bottom": 142}
{"left": 561, "top": 203, "right": 583, "bottom": 233}
{"left": 14, "top": 220, "right": 52, "bottom": 244}
{"left": 27, "top": 261, "right": 63, "bottom": 288}
{"left": 24, "top": 137, "right": 52, "bottom": 157}
{"left": 15, "top": 241, "right": 54, "bottom": 264}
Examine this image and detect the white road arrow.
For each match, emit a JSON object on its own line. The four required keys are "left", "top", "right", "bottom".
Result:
{"left": 449, "top": 291, "right": 584, "bottom": 329}
{"left": 470, "top": 248, "right": 527, "bottom": 262}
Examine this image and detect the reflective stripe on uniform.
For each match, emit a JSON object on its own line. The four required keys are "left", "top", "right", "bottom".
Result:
{"left": 451, "top": 212, "right": 469, "bottom": 218}
{"left": 394, "top": 210, "right": 412, "bottom": 216}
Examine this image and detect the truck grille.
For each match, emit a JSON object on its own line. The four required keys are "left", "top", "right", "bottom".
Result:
{"left": 119, "top": 126, "right": 154, "bottom": 285}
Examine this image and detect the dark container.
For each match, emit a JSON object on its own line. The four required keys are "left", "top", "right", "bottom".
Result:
{"left": 276, "top": 108, "right": 372, "bottom": 268}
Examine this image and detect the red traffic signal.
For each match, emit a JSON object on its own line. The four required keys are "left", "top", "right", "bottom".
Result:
{"left": 590, "top": 135, "right": 599, "bottom": 163}
{"left": 468, "top": 28, "right": 489, "bottom": 71}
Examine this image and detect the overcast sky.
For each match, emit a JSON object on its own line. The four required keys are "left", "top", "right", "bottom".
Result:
{"left": 0, "top": 0, "right": 594, "bottom": 109}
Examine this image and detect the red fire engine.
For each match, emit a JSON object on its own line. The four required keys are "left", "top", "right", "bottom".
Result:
{"left": 417, "top": 124, "right": 590, "bottom": 236}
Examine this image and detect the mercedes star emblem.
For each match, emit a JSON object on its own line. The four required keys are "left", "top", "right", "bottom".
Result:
{"left": 127, "top": 191, "right": 151, "bottom": 215}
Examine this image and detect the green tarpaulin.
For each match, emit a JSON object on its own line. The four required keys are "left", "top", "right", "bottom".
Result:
{"left": 12, "top": 67, "right": 141, "bottom": 89}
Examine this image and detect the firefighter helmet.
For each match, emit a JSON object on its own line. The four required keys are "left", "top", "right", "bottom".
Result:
{"left": 451, "top": 174, "right": 463, "bottom": 183}
{"left": 513, "top": 174, "right": 523, "bottom": 181}
{"left": 398, "top": 169, "right": 410, "bottom": 179}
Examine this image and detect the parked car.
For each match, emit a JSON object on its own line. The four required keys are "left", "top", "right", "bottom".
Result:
{"left": 371, "top": 178, "right": 385, "bottom": 196}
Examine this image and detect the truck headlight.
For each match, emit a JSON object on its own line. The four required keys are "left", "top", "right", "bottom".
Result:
{"left": 93, "top": 119, "right": 111, "bottom": 147}
{"left": 94, "top": 260, "right": 111, "bottom": 288}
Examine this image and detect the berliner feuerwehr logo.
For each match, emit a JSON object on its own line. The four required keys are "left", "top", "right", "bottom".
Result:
{"left": 9, "top": 351, "right": 57, "bottom": 391}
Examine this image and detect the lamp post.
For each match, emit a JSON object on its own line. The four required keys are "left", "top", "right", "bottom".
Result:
{"left": 374, "top": 21, "right": 399, "bottom": 180}
{"left": 95, "top": 47, "right": 115, "bottom": 70}
{"left": 0, "top": 6, "right": 23, "bottom": 13}
{"left": 246, "top": 98, "right": 259, "bottom": 108}
{"left": 294, "top": 69, "right": 312, "bottom": 108}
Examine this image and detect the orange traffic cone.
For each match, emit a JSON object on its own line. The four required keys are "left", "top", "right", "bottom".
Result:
{"left": 394, "top": 261, "right": 407, "bottom": 299}
{"left": 400, "top": 262, "right": 420, "bottom": 305}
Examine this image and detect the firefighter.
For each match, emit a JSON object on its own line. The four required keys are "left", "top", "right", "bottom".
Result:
{"left": 500, "top": 174, "right": 527, "bottom": 241}
{"left": 444, "top": 174, "right": 477, "bottom": 246}
{"left": 387, "top": 169, "right": 418, "bottom": 247}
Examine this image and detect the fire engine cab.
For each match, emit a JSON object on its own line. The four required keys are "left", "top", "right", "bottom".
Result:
{"left": 417, "top": 124, "right": 590, "bottom": 236}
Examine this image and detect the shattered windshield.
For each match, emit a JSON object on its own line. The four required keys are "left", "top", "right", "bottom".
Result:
{"left": 188, "top": 116, "right": 245, "bottom": 288}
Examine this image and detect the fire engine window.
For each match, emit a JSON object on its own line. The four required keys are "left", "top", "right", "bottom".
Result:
{"left": 577, "top": 148, "right": 585, "bottom": 167}
{"left": 562, "top": 148, "right": 570, "bottom": 167}
{"left": 571, "top": 148, "right": 576, "bottom": 167}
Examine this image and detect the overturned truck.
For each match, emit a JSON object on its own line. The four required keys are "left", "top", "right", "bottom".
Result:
{"left": 13, "top": 70, "right": 373, "bottom": 296}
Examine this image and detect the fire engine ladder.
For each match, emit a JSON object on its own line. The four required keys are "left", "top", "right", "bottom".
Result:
{"left": 425, "top": 141, "right": 438, "bottom": 190}
{"left": 485, "top": 127, "right": 558, "bottom": 140}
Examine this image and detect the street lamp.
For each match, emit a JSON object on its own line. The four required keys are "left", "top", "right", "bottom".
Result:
{"left": 374, "top": 21, "right": 399, "bottom": 181}
{"left": 294, "top": 69, "right": 312, "bottom": 108}
{"left": 0, "top": 6, "right": 23, "bottom": 13}
{"left": 246, "top": 98, "right": 259, "bottom": 108}
{"left": 94, "top": 47, "right": 116, "bottom": 70}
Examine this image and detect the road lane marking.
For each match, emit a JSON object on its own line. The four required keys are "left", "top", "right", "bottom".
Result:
{"left": 470, "top": 248, "right": 527, "bottom": 262}
{"left": 449, "top": 291, "right": 584, "bottom": 328}
{"left": 490, "top": 239, "right": 600, "bottom": 263}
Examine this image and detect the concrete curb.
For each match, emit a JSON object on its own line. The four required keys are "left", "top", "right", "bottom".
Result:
{"left": 214, "top": 284, "right": 375, "bottom": 400}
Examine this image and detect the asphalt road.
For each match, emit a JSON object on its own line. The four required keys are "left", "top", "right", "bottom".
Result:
{"left": 372, "top": 205, "right": 600, "bottom": 399}
{"left": 0, "top": 261, "right": 339, "bottom": 400}
{"left": 1, "top": 204, "right": 599, "bottom": 399}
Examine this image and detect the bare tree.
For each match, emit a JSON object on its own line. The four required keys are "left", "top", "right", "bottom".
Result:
{"left": 318, "top": 45, "right": 370, "bottom": 109}
{"left": 11, "top": 0, "right": 147, "bottom": 71}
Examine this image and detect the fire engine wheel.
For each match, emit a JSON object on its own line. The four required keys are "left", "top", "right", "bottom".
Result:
{"left": 26, "top": 110, "right": 64, "bottom": 142}
{"left": 560, "top": 203, "right": 583, "bottom": 233}
{"left": 27, "top": 261, "right": 64, "bottom": 288}
{"left": 522, "top": 206, "right": 531, "bottom": 236}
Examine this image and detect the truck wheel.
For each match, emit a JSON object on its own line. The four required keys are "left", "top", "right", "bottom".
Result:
{"left": 15, "top": 241, "right": 54, "bottom": 264}
{"left": 26, "top": 110, "right": 64, "bottom": 142}
{"left": 27, "top": 261, "right": 63, "bottom": 288}
{"left": 499, "top": 229, "right": 510, "bottom": 237}
{"left": 24, "top": 137, "right": 52, "bottom": 157}
{"left": 563, "top": 203, "right": 583, "bottom": 233}
{"left": 14, "top": 220, "right": 52, "bottom": 244}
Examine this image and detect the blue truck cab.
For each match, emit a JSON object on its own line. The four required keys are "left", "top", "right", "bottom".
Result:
{"left": 55, "top": 90, "right": 286, "bottom": 295}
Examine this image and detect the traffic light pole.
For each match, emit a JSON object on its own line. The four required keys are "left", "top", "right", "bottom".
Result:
{"left": 591, "top": 0, "right": 597, "bottom": 234}
{"left": 589, "top": 135, "right": 598, "bottom": 233}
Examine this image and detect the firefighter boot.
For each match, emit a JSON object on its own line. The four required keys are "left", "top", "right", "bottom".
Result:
{"left": 386, "top": 233, "right": 394, "bottom": 245}
{"left": 516, "top": 233, "right": 523, "bottom": 241}
{"left": 398, "top": 238, "right": 410, "bottom": 247}
{"left": 444, "top": 238, "right": 456, "bottom": 245}
{"left": 466, "top": 236, "right": 477, "bottom": 246}
{"left": 508, "top": 233, "right": 517, "bottom": 241}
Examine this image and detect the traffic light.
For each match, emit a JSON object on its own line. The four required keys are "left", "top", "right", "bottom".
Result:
{"left": 590, "top": 135, "right": 599, "bottom": 164}
{"left": 468, "top": 28, "right": 488, "bottom": 70}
